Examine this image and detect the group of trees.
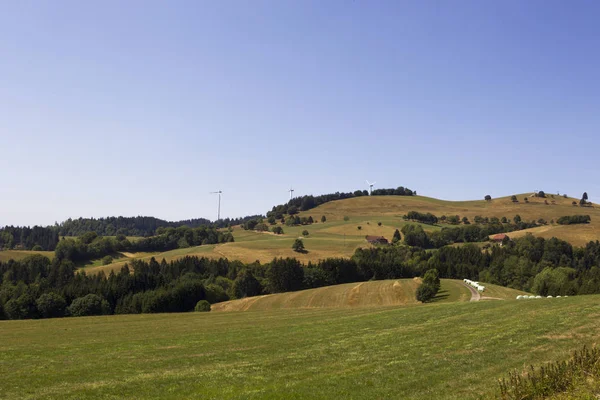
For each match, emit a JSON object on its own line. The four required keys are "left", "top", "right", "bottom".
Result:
{"left": 556, "top": 215, "right": 592, "bottom": 225}
{"left": 416, "top": 269, "right": 441, "bottom": 302}
{"left": 4, "top": 231, "right": 600, "bottom": 320}
{"left": 266, "top": 186, "right": 416, "bottom": 219}
{"left": 54, "top": 227, "right": 233, "bottom": 263}
{"left": 0, "top": 226, "right": 59, "bottom": 251}
{"left": 404, "top": 211, "right": 438, "bottom": 225}
{"left": 57, "top": 215, "right": 263, "bottom": 237}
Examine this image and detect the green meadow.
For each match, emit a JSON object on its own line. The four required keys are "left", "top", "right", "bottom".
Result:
{"left": 2, "top": 293, "right": 598, "bottom": 399}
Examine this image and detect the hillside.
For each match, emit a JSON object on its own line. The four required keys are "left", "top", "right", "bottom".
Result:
{"left": 2, "top": 294, "right": 599, "bottom": 399}
{"left": 211, "top": 279, "right": 528, "bottom": 312}
{"left": 3, "top": 192, "right": 597, "bottom": 275}
{"left": 84, "top": 193, "right": 599, "bottom": 274}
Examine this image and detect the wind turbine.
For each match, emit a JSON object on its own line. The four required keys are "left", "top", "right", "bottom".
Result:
{"left": 288, "top": 187, "right": 295, "bottom": 200}
{"left": 366, "top": 180, "right": 376, "bottom": 196}
{"left": 210, "top": 191, "right": 222, "bottom": 220}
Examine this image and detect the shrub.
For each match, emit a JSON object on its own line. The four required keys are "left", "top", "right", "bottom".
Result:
{"left": 416, "top": 283, "right": 437, "bottom": 303}
{"left": 31, "top": 245, "right": 43, "bottom": 251}
{"left": 343, "top": 216, "right": 350, "bottom": 221}
{"left": 272, "top": 226, "right": 284, "bottom": 235}
{"left": 357, "top": 226, "right": 362, "bottom": 230}
{"left": 377, "top": 222, "right": 382, "bottom": 226}
{"left": 68, "top": 294, "right": 110, "bottom": 317}
{"left": 511, "top": 195, "right": 518, "bottom": 203}
{"left": 485, "top": 195, "right": 492, "bottom": 201}
{"left": 321, "top": 215, "right": 327, "bottom": 223}
{"left": 102, "top": 255, "right": 113, "bottom": 265}
{"left": 36, "top": 293, "right": 67, "bottom": 318}
{"left": 194, "top": 300, "right": 211, "bottom": 312}
{"left": 302, "top": 230, "right": 309, "bottom": 236}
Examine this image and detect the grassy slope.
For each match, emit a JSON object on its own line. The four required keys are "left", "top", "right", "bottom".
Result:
{"left": 1, "top": 295, "right": 599, "bottom": 399}
{"left": 12, "top": 193, "right": 593, "bottom": 275}
{"left": 211, "top": 279, "right": 527, "bottom": 312}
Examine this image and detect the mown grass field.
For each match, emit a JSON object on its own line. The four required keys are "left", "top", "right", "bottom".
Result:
{"left": 1, "top": 294, "right": 598, "bottom": 399}
{"left": 211, "top": 279, "right": 527, "bottom": 312}
{"left": 87, "top": 193, "right": 600, "bottom": 275}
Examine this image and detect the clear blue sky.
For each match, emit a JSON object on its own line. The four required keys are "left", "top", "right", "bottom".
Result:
{"left": 1, "top": 0, "right": 599, "bottom": 227}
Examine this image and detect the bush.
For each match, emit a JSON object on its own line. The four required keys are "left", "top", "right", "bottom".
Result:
{"left": 485, "top": 195, "right": 492, "bottom": 201}
{"left": 36, "top": 293, "right": 67, "bottom": 318}
{"left": 343, "top": 216, "right": 350, "bottom": 221}
{"left": 272, "top": 226, "right": 284, "bottom": 235}
{"left": 102, "top": 255, "right": 113, "bottom": 265}
{"left": 321, "top": 215, "right": 327, "bottom": 223}
{"left": 357, "top": 226, "right": 362, "bottom": 230}
{"left": 416, "top": 283, "right": 437, "bottom": 303}
{"left": 194, "top": 300, "right": 211, "bottom": 312}
{"left": 68, "top": 294, "right": 110, "bottom": 317}
{"left": 302, "top": 230, "right": 309, "bottom": 236}
{"left": 377, "top": 222, "right": 382, "bottom": 226}
{"left": 31, "top": 245, "right": 43, "bottom": 251}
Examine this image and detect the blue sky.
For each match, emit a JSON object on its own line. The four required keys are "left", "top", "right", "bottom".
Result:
{"left": 1, "top": 0, "right": 599, "bottom": 226}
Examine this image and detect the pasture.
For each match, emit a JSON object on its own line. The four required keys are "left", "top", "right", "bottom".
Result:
{"left": 1, "top": 294, "right": 599, "bottom": 399}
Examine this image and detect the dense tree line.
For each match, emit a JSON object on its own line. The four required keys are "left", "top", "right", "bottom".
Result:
{"left": 54, "top": 227, "right": 233, "bottom": 263}
{"left": 0, "top": 226, "right": 59, "bottom": 251}
{"left": 556, "top": 215, "right": 591, "bottom": 225}
{"left": 3, "top": 231, "right": 600, "bottom": 320}
{"left": 404, "top": 211, "right": 438, "bottom": 225}
{"left": 57, "top": 215, "right": 263, "bottom": 237}
{"left": 267, "top": 186, "right": 416, "bottom": 219}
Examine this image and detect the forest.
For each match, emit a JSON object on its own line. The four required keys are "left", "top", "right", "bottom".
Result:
{"left": 57, "top": 215, "right": 263, "bottom": 236}
{"left": 2, "top": 231, "right": 600, "bottom": 320}
{"left": 266, "top": 186, "right": 415, "bottom": 218}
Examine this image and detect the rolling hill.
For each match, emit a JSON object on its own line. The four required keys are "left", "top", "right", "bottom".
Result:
{"left": 3, "top": 192, "right": 597, "bottom": 275}
{"left": 211, "top": 279, "right": 528, "bottom": 312}
{"left": 85, "top": 193, "right": 599, "bottom": 274}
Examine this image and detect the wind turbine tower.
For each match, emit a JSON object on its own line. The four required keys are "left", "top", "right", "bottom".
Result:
{"left": 366, "top": 180, "right": 376, "bottom": 196}
{"left": 288, "top": 187, "right": 295, "bottom": 200}
{"left": 210, "top": 191, "right": 222, "bottom": 220}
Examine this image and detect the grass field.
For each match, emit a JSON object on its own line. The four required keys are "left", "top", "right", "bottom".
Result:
{"left": 0, "top": 250, "right": 54, "bottom": 262}
{"left": 211, "top": 279, "right": 527, "bottom": 312}
{"left": 89, "top": 193, "right": 600, "bottom": 275}
{"left": 1, "top": 294, "right": 599, "bottom": 399}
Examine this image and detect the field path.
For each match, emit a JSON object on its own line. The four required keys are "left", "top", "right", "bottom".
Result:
{"left": 460, "top": 282, "right": 481, "bottom": 302}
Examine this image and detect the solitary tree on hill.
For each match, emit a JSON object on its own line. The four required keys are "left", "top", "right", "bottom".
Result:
{"left": 292, "top": 238, "right": 305, "bottom": 253}
{"left": 484, "top": 195, "right": 492, "bottom": 201}
{"left": 583, "top": 192, "right": 589, "bottom": 201}
{"left": 511, "top": 195, "right": 518, "bottom": 203}
{"left": 321, "top": 215, "right": 326, "bottom": 223}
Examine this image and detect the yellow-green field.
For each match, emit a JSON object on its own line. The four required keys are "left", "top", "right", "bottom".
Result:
{"left": 211, "top": 279, "right": 527, "bottom": 312}
{"left": 1, "top": 293, "right": 598, "bottom": 399}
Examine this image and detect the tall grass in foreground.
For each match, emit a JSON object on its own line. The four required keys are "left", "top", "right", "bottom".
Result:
{"left": 497, "top": 346, "right": 600, "bottom": 399}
